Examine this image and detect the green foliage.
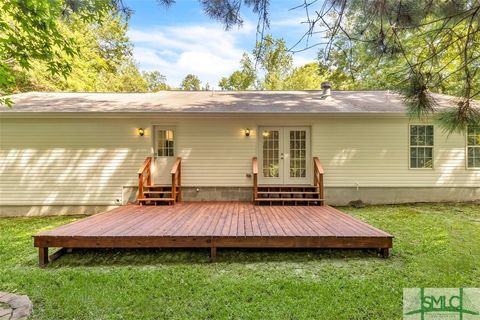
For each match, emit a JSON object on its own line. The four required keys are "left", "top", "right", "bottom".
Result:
{"left": 435, "top": 106, "right": 480, "bottom": 134}
{"left": 180, "top": 74, "right": 201, "bottom": 91}
{"left": 253, "top": 35, "right": 292, "bottom": 90}
{"left": 320, "top": 0, "right": 480, "bottom": 132}
{"left": 283, "top": 63, "right": 324, "bottom": 90}
{"left": 0, "top": 203, "right": 479, "bottom": 319}
{"left": 0, "top": 4, "right": 154, "bottom": 95}
{"left": 0, "top": 0, "right": 122, "bottom": 98}
{"left": 143, "top": 71, "right": 169, "bottom": 91}
{"left": 219, "top": 53, "right": 256, "bottom": 90}
{"left": 221, "top": 37, "right": 343, "bottom": 91}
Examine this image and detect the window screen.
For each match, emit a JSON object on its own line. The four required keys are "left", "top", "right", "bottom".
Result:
{"left": 410, "top": 125, "right": 434, "bottom": 168}
{"left": 467, "top": 126, "right": 480, "bottom": 168}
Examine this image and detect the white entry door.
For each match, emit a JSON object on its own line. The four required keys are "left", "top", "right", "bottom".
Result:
{"left": 258, "top": 127, "right": 310, "bottom": 185}
{"left": 152, "top": 127, "right": 176, "bottom": 185}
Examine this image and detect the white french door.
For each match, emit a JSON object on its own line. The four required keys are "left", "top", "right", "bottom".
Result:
{"left": 258, "top": 127, "right": 311, "bottom": 185}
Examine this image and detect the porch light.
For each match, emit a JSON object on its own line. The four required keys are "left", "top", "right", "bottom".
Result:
{"left": 138, "top": 128, "right": 145, "bottom": 136}
{"left": 245, "top": 128, "right": 250, "bottom": 137}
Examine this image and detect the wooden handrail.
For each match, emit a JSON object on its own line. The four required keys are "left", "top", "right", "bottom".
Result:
{"left": 171, "top": 157, "right": 182, "bottom": 203}
{"left": 137, "top": 157, "right": 152, "bottom": 175}
{"left": 137, "top": 157, "right": 152, "bottom": 203}
{"left": 313, "top": 157, "right": 324, "bottom": 174}
{"left": 252, "top": 157, "right": 258, "bottom": 202}
{"left": 313, "top": 157, "right": 325, "bottom": 205}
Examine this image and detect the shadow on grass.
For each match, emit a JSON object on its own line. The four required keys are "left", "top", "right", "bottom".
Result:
{"left": 47, "top": 248, "right": 385, "bottom": 268}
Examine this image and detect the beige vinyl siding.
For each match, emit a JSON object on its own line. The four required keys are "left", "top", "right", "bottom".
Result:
{"left": 312, "top": 118, "right": 479, "bottom": 187}
{"left": 1, "top": 115, "right": 478, "bottom": 206}
{"left": 175, "top": 119, "right": 255, "bottom": 186}
{"left": 0, "top": 118, "right": 151, "bottom": 205}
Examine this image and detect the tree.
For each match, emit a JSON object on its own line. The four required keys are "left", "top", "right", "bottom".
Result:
{"left": 143, "top": 71, "right": 169, "bottom": 91}
{"left": 253, "top": 35, "right": 292, "bottom": 90}
{"left": 157, "top": 0, "right": 480, "bottom": 132}
{"left": 219, "top": 53, "right": 256, "bottom": 90}
{"left": 2, "top": 8, "right": 148, "bottom": 94}
{"left": 0, "top": 0, "right": 124, "bottom": 105}
{"left": 180, "top": 74, "right": 201, "bottom": 91}
{"left": 313, "top": 1, "right": 480, "bottom": 132}
{"left": 283, "top": 63, "right": 325, "bottom": 90}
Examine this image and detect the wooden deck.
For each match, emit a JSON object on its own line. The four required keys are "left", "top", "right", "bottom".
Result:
{"left": 33, "top": 202, "right": 393, "bottom": 266}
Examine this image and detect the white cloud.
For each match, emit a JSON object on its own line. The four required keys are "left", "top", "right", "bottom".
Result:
{"left": 271, "top": 16, "right": 308, "bottom": 28}
{"left": 128, "top": 23, "right": 254, "bottom": 87}
{"left": 292, "top": 54, "right": 316, "bottom": 68}
{"left": 129, "top": 19, "right": 320, "bottom": 88}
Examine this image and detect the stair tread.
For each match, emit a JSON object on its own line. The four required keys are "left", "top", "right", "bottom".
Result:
{"left": 257, "top": 191, "right": 319, "bottom": 194}
{"left": 138, "top": 198, "right": 174, "bottom": 201}
{"left": 144, "top": 191, "right": 172, "bottom": 194}
{"left": 255, "top": 198, "right": 324, "bottom": 201}
{"left": 144, "top": 185, "right": 178, "bottom": 188}
{"left": 258, "top": 184, "right": 313, "bottom": 187}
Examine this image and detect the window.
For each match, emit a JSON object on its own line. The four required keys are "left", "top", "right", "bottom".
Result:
{"left": 467, "top": 126, "right": 480, "bottom": 168}
{"left": 156, "top": 129, "right": 174, "bottom": 157}
{"left": 410, "top": 125, "right": 434, "bottom": 169}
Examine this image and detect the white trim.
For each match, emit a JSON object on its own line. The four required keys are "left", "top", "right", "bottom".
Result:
{"left": 466, "top": 126, "right": 480, "bottom": 170}
{"left": 152, "top": 126, "right": 176, "bottom": 158}
{"left": 257, "top": 126, "right": 311, "bottom": 185}
{"left": 408, "top": 123, "right": 435, "bottom": 170}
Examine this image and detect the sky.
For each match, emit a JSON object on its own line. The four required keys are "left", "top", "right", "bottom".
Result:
{"left": 125, "top": 0, "right": 321, "bottom": 88}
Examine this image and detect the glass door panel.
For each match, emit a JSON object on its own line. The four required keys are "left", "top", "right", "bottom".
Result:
{"left": 284, "top": 127, "right": 310, "bottom": 184}
{"left": 259, "top": 127, "right": 283, "bottom": 184}
{"left": 258, "top": 127, "right": 310, "bottom": 185}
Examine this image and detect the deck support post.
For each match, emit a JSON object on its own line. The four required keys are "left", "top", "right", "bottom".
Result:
{"left": 210, "top": 247, "right": 217, "bottom": 262}
{"left": 39, "top": 247, "right": 49, "bottom": 267}
{"left": 380, "top": 248, "right": 390, "bottom": 258}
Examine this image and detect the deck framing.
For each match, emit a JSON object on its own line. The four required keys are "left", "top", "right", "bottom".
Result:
{"left": 33, "top": 202, "right": 393, "bottom": 266}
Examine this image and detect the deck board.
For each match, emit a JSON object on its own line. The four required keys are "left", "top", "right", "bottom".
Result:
{"left": 34, "top": 202, "right": 393, "bottom": 256}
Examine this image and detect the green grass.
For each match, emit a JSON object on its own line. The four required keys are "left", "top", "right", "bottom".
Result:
{"left": 0, "top": 203, "right": 479, "bottom": 319}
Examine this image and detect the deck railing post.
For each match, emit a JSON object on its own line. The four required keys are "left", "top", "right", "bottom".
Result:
{"left": 138, "top": 174, "right": 144, "bottom": 201}
{"left": 252, "top": 157, "right": 258, "bottom": 203}
{"left": 170, "top": 157, "right": 182, "bottom": 204}
{"left": 313, "top": 157, "right": 325, "bottom": 206}
{"left": 137, "top": 157, "right": 152, "bottom": 204}
{"left": 319, "top": 174, "right": 324, "bottom": 205}
{"left": 147, "top": 164, "right": 151, "bottom": 186}
{"left": 171, "top": 173, "right": 176, "bottom": 204}
{"left": 178, "top": 160, "right": 182, "bottom": 202}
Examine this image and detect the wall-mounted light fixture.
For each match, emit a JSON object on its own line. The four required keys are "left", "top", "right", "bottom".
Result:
{"left": 138, "top": 128, "right": 145, "bottom": 136}
{"left": 245, "top": 128, "right": 251, "bottom": 137}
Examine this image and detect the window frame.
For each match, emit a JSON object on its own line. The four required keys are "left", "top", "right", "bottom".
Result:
{"left": 408, "top": 124, "right": 435, "bottom": 170}
{"left": 153, "top": 126, "right": 176, "bottom": 158}
{"left": 466, "top": 125, "right": 480, "bottom": 170}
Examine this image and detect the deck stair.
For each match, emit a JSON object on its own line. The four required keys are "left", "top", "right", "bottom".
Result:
{"left": 137, "top": 185, "right": 177, "bottom": 205}
{"left": 137, "top": 157, "right": 182, "bottom": 206}
{"left": 255, "top": 185, "right": 323, "bottom": 206}
{"left": 252, "top": 157, "right": 325, "bottom": 206}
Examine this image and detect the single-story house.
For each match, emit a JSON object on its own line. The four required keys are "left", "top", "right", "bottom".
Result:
{"left": 1, "top": 85, "right": 479, "bottom": 216}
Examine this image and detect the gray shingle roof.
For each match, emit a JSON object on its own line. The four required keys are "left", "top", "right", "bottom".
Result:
{"left": 0, "top": 90, "right": 472, "bottom": 114}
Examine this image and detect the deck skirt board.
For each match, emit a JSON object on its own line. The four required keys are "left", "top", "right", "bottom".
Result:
{"left": 34, "top": 202, "right": 393, "bottom": 263}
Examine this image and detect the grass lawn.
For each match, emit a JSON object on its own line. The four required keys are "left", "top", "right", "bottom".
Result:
{"left": 0, "top": 203, "right": 479, "bottom": 319}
